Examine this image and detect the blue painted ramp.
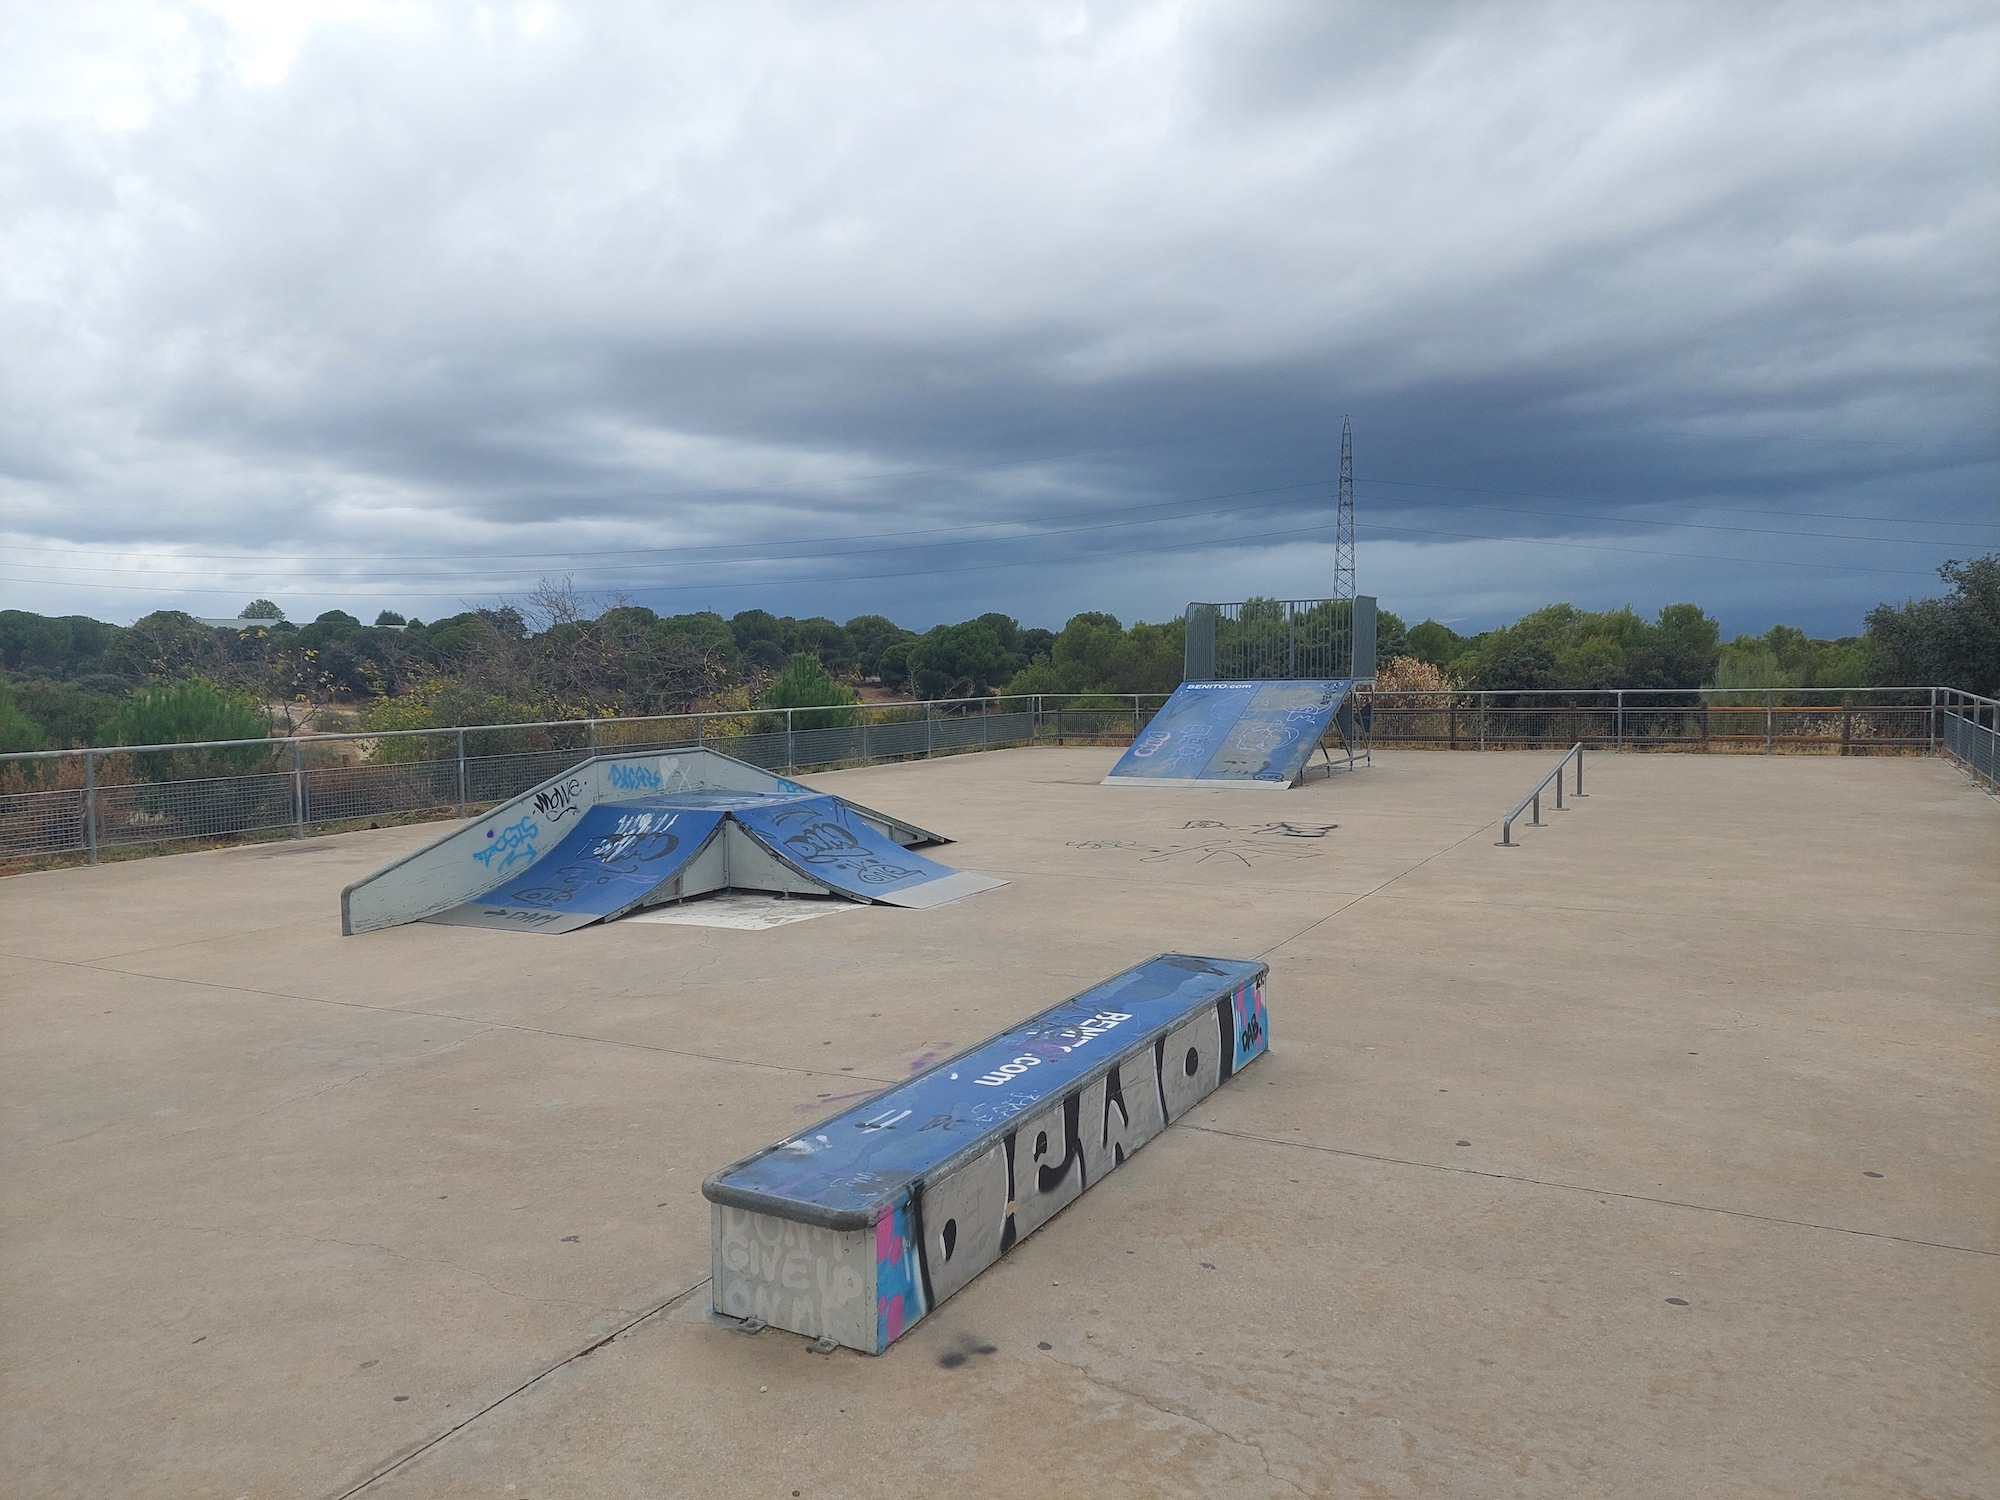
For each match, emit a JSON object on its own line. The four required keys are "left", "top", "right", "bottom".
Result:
{"left": 1104, "top": 678, "right": 1353, "bottom": 788}
{"left": 427, "top": 797, "right": 727, "bottom": 932}
{"left": 730, "top": 795, "right": 1005, "bottom": 909}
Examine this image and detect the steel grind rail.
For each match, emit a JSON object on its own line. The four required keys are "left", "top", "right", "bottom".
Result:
{"left": 1499, "top": 745, "right": 1586, "bottom": 847}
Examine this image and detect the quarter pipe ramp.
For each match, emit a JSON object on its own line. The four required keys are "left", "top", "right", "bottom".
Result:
{"left": 1102, "top": 678, "right": 1355, "bottom": 789}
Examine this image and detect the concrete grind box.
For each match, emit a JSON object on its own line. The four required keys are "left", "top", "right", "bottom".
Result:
{"left": 703, "top": 954, "right": 1270, "bottom": 1353}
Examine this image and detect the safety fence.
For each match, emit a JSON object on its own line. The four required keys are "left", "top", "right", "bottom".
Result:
{"left": 1, "top": 686, "right": 1992, "bottom": 865}
{"left": 1939, "top": 689, "right": 2000, "bottom": 790}
{"left": 1359, "top": 686, "right": 1954, "bottom": 754}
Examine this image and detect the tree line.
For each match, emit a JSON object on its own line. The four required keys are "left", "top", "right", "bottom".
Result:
{"left": 1, "top": 554, "right": 1993, "bottom": 754}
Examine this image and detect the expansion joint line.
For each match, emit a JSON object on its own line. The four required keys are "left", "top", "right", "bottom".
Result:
{"left": 1254, "top": 816, "right": 1501, "bottom": 959}
{"left": 331, "top": 1277, "right": 713, "bottom": 1499}
{"left": 1185, "top": 1124, "right": 1998, "bottom": 1258}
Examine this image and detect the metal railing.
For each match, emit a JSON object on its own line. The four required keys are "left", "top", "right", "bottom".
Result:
{"left": 1184, "top": 596, "right": 1377, "bottom": 681}
{"left": 1359, "top": 685, "right": 1947, "bottom": 754}
{"left": 1938, "top": 687, "right": 2000, "bottom": 789}
{"left": 0, "top": 694, "right": 1102, "bottom": 866}
{"left": 2, "top": 684, "right": 1993, "bottom": 868}
{"left": 1499, "top": 745, "right": 1586, "bottom": 846}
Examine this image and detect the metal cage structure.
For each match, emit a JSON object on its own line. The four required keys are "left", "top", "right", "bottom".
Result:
{"left": 1183, "top": 596, "right": 1377, "bottom": 683}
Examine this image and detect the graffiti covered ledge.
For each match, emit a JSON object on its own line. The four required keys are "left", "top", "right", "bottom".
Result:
{"left": 701, "top": 953, "right": 1271, "bottom": 1353}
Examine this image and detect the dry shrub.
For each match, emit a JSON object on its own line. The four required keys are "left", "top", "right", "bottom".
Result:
{"left": 1370, "top": 656, "right": 1455, "bottom": 699}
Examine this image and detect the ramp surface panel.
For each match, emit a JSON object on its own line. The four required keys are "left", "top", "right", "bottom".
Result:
{"left": 425, "top": 797, "right": 729, "bottom": 932}
{"left": 1105, "top": 678, "right": 1353, "bottom": 787}
{"left": 728, "top": 794, "right": 1000, "bottom": 906}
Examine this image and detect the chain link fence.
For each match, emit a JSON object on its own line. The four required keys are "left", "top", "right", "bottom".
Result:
{"left": 2, "top": 686, "right": 1991, "bottom": 866}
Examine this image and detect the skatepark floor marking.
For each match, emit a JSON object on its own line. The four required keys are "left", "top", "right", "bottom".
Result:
{"left": 623, "top": 893, "right": 864, "bottom": 930}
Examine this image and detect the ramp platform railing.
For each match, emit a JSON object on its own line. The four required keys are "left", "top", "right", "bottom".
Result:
{"left": 1499, "top": 744, "right": 1586, "bottom": 847}
{"left": 1184, "top": 596, "right": 1377, "bottom": 682}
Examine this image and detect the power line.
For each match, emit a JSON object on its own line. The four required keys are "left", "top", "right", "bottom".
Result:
{"left": 0, "top": 512, "right": 1943, "bottom": 605}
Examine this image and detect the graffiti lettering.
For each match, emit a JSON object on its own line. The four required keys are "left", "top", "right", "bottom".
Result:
{"left": 972, "top": 1011, "right": 1131, "bottom": 1084}
{"left": 472, "top": 816, "right": 539, "bottom": 871}
{"left": 767, "top": 805, "right": 919, "bottom": 885}
{"left": 1068, "top": 836, "right": 1324, "bottom": 867}
{"left": 531, "top": 777, "right": 585, "bottom": 824}
{"left": 471, "top": 906, "right": 562, "bottom": 927}
{"left": 710, "top": 978, "right": 1269, "bottom": 1353}
{"left": 607, "top": 761, "right": 663, "bottom": 790}
{"left": 504, "top": 812, "right": 685, "bottom": 909}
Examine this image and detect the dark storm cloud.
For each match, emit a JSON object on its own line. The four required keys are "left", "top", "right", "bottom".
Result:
{"left": 1, "top": 0, "right": 1994, "bottom": 635}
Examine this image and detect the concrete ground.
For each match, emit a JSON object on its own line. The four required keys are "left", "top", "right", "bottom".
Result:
{"left": 2, "top": 747, "right": 1995, "bottom": 1499}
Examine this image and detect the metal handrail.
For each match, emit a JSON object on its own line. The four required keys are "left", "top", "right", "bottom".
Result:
{"left": 1498, "top": 744, "right": 1586, "bottom": 847}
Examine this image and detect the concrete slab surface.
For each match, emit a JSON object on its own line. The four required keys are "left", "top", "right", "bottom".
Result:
{"left": 3, "top": 747, "right": 1995, "bottom": 1498}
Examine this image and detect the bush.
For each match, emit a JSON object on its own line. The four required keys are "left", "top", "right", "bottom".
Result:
{"left": 0, "top": 678, "right": 44, "bottom": 753}
{"left": 759, "top": 653, "right": 861, "bottom": 730}
{"left": 97, "top": 680, "right": 273, "bottom": 779}
{"left": 1865, "top": 554, "right": 2000, "bottom": 698}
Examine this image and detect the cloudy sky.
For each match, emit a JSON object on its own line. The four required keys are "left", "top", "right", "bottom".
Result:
{"left": 2, "top": 0, "right": 1995, "bottom": 637}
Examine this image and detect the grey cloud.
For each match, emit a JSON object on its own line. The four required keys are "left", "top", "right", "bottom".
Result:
{"left": 0, "top": 0, "right": 1994, "bottom": 637}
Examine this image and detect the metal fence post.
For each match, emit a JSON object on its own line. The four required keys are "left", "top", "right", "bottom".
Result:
{"left": 292, "top": 739, "right": 306, "bottom": 839}
{"left": 1132, "top": 693, "right": 1141, "bottom": 741}
{"left": 696, "top": 713, "right": 705, "bottom": 747}
{"left": 1929, "top": 687, "right": 1937, "bottom": 755}
{"left": 84, "top": 749, "right": 99, "bottom": 865}
{"left": 1765, "top": 689, "right": 1773, "bottom": 754}
{"left": 925, "top": 701, "right": 934, "bottom": 758}
{"left": 456, "top": 728, "right": 467, "bottom": 817}
{"left": 1478, "top": 692, "right": 1487, "bottom": 751}
{"left": 1616, "top": 690, "right": 1624, "bottom": 749}
{"left": 786, "top": 708, "right": 796, "bottom": 774}
{"left": 587, "top": 718, "right": 598, "bottom": 757}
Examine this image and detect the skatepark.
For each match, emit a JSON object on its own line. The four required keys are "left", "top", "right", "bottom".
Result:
{"left": 5, "top": 741, "right": 1994, "bottom": 1497}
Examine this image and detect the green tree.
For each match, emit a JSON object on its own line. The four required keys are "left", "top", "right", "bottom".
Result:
{"left": 0, "top": 611, "right": 121, "bottom": 679}
{"left": 98, "top": 680, "right": 272, "bottom": 778}
{"left": 1406, "top": 619, "right": 1466, "bottom": 670}
{"left": 911, "top": 621, "right": 1011, "bottom": 699}
{"left": 107, "top": 611, "right": 229, "bottom": 681}
{"left": 1004, "top": 613, "right": 1183, "bottom": 696}
{"left": 759, "top": 653, "right": 861, "bottom": 729}
{"left": 239, "top": 600, "right": 284, "bottom": 620}
{"left": 845, "top": 614, "right": 915, "bottom": 680}
{"left": 877, "top": 637, "right": 918, "bottom": 694}
{"left": 1865, "top": 554, "right": 2000, "bottom": 697}
{"left": 0, "top": 678, "right": 44, "bottom": 753}
{"left": 787, "top": 616, "right": 855, "bottom": 675}
{"left": 9, "top": 680, "right": 125, "bottom": 749}
{"left": 1373, "top": 608, "right": 1409, "bottom": 663}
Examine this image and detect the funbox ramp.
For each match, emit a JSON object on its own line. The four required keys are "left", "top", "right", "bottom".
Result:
{"left": 1103, "top": 678, "right": 1355, "bottom": 789}
{"left": 340, "top": 747, "right": 1001, "bottom": 935}
{"left": 702, "top": 953, "right": 1271, "bottom": 1353}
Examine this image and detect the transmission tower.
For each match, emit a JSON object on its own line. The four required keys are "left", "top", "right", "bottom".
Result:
{"left": 1333, "top": 414, "right": 1356, "bottom": 603}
